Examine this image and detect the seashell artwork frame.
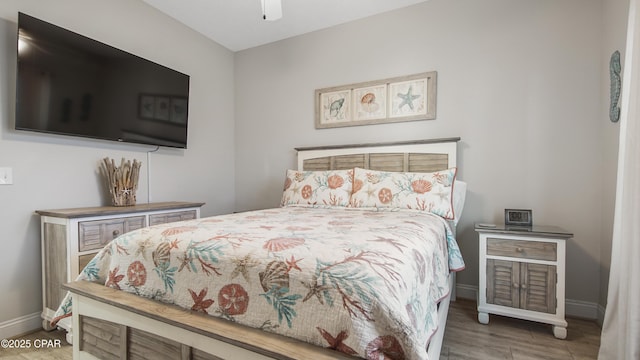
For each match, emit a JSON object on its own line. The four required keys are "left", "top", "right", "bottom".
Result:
{"left": 353, "top": 84, "right": 387, "bottom": 122}
{"left": 315, "top": 71, "right": 437, "bottom": 129}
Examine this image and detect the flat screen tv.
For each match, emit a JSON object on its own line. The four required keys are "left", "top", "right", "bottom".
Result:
{"left": 16, "top": 13, "right": 190, "bottom": 148}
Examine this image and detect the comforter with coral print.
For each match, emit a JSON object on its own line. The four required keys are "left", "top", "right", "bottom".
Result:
{"left": 53, "top": 207, "right": 465, "bottom": 360}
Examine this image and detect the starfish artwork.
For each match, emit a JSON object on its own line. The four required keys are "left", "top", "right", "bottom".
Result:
{"left": 397, "top": 86, "right": 421, "bottom": 111}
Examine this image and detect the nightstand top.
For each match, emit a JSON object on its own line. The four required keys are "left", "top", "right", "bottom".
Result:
{"left": 475, "top": 223, "right": 573, "bottom": 238}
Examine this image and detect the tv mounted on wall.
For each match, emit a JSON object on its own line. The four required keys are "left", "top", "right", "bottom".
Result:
{"left": 15, "top": 12, "right": 190, "bottom": 149}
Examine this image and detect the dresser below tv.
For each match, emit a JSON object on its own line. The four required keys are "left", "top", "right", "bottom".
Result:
{"left": 36, "top": 201, "right": 205, "bottom": 340}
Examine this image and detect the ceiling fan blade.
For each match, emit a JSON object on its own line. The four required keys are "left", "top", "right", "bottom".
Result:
{"left": 261, "top": 0, "right": 282, "bottom": 21}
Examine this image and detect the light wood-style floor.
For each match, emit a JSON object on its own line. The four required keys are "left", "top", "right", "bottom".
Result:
{"left": 440, "top": 299, "right": 601, "bottom": 359}
{"left": 3, "top": 299, "right": 600, "bottom": 359}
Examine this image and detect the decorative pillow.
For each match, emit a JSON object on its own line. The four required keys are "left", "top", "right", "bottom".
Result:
{"left": 280, "top": 169, "right": 352, "bottom": 208}
{"left": 451, "top": 180, "right": 467, "bottom": 226}
{"left": 349, "top": 167, "right": 458, "bottom": 219}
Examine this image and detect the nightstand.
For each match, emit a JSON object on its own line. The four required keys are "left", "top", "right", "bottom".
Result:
{"left": 475, "top": 223, "right": 572, "bottom": 339}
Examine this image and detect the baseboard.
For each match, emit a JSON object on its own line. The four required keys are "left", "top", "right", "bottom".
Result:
{"left": 565, "top": 299, "right": 599, "bottom": 320}
{"left": 455, "top": 284, "right": 601, "bottom": 321}
{"left": 0, "top": 312, "right": 41, "bottom": 339}
{"left": 454, "top": 283, "right": 478, "bottom": 302}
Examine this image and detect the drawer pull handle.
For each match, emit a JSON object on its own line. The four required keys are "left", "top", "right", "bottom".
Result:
{"left": 516, "top": 247, "right": 524, "bottom": 253}
{"left": 112, "top": 230, "right": 120, "bottom": 238}
{"left": 513, "top": 282, "right": 520, "bottom": 289}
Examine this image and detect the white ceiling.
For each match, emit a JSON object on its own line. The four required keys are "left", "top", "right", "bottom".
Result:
{"left": 142, "top": 0, "right": 428, "bottom": 52}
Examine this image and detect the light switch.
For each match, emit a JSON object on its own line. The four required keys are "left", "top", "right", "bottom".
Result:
{"left": 0, "top": 167, "right": 13, "bottom": 185}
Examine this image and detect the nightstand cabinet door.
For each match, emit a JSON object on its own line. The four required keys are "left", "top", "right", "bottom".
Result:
{"left": 520, "top": 263, "right": 556, "bottom": 314}
{"left": 487, "top": 259, "right": 556, "bottom": 314}
{"left": 487, "top": 259, "right": 520, "bottom": 308}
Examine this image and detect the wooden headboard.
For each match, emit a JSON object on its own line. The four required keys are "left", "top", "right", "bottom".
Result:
{"left": 295, "top": 137, "right": 460, "bottom": 172}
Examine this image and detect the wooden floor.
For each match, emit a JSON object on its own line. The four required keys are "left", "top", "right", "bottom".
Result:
{"left": 2, "top": 299, "right": 600, "bottom": 359}
{"left": 440, "top": 299, "right": 601, "bottom": 359}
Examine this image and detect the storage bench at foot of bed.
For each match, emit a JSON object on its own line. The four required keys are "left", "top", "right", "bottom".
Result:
{"left": 63, "top": 281, "right": 354, "bottom": 360}
{"left": 79, "top": 316, "right": 221, "bottom": 360}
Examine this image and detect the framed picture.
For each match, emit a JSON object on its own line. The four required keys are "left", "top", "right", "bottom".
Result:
{"left": 504, "top": 209, "right": 533, "bottom": 226}
{"left": 389, "top": 78, "right": 428, "bottom": 119}
{"left": 318, "top": 89, "right": 351, "bottom": 125}
{"left": 353, "top": 85, "right": 387, "bottom": 121}
{"left": 315, "top": 71, "right": 437, "bottom": 129}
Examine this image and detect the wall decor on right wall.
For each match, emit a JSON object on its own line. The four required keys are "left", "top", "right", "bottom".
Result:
{"left": 610, "top": 50, "right": 622, "bottom": 123}
{"left": 315, "top": 71, "right": 437, "bottom": 129}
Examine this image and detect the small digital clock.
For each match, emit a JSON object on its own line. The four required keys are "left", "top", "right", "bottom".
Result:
{"left": 504, "top": 209, "right": 533, "bottom": 226}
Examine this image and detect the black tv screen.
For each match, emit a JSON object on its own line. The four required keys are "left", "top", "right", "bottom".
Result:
{"left": 16, "top": 13, "right": 190, "bottom": 148}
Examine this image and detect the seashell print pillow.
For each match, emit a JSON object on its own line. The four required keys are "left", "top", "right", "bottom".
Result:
{"left": 280, "top": 169, "right": 352, "bottom": 208}
{"left": 349, "top": 167, "right": 458, "bottom": 219}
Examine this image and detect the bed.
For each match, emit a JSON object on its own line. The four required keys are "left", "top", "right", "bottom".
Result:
{"left": 54, "top": 137, "right": 466, "bottom": 360}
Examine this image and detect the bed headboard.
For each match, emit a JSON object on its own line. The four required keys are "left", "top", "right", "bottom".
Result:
{"left": 295, "top": 137, "right": 460, "bottom": 172}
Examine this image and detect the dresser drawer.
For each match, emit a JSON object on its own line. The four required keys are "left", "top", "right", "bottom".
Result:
{"left": 78, "top": 253, "right": 95, "bottom": 271}
{"left": 149, "top": 210, "right": 197, "bottom": 226}
{"left": 78, "top": 216, "right": 146, "bottom": 251}
{"left": 487, "top": 238, "right": 557, "bottom": 261}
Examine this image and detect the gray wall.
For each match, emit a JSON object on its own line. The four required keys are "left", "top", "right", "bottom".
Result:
{"left": 0, "top": 0, "right": 235, "bottom": 336}
{"left": 235, "top": 0, "right": 616, "bottom": 312}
